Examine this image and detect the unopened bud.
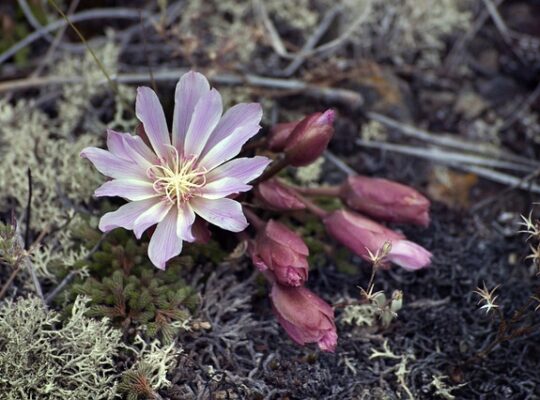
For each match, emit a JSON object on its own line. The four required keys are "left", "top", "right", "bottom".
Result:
{"left": 268, "top": 120, "right": 301, "bottom": 152}
{"left": 323, "top": 210, "right": 432, "bottom": 271}
{"left": 254, "top": 179, "right": 306, "bottom": 211}
{"left": 283, "top": 109, "right": 335, "bottom": 167}
{"left": 250, "top": 220, "right": 309, "bottom": 287}
{"left": 340, "top": 176, "right": 430, "bottom": 227}
{"left": 271, "top": 284, "right": 337, "bottom": 352}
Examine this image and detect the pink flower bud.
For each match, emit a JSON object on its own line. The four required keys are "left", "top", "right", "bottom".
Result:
{"left": 251, "top": 220, "right": 309, "bottom": 286}
{"left": 323, "top": 210, "right": 432, "bottom": 270}
{"left": 268, "top": 120, "right": 300, "bottom": 152}
{"left": 387, "top": 240, "right": 432, "bottom": 271}
{"left": 283, "top": 110, "right": 335, "bottom": 167}
{"left": 254, "top": 179, "right": 306, "bottom": 211}
{"left": 270, "top": 284, "right": 337, "bottom": 352}
{"left": 340, "top": 176, "right": 430, "bottom": 227}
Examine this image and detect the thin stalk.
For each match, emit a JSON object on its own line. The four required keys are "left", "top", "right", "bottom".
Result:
{"left": 0, "top": 262, "right": 22, "bottom": 300}
{"left": 243, "top": 208, "right": 265, "bottom": 231}
{"left": 295, "top": 193, "right": 329, "bottom": 219}
{"left": 241, "top": 137, "right": 269, "bottom": 153}
{"left": 254, "top": 155, "right": 290, "bottom": 184}
{"left": 295, "top": 185, "right": 341, "bottom": 197}
{"left": 48, "top": 0, "right": 133, "bottom": 113}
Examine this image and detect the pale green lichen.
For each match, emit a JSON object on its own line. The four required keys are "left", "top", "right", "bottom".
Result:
{"left": 119, "top": 335, "right": 180, "bottom": 399}
{"left": 431, "top": 374, "right": 467, "bottom": 400}
{"left": 295, "top": 156, "right": 325, "bottom": 185}
{"left": 339, "top": 0, "right": 471, "bottom": 67}
{"left": 341, "top": 291, "right": 403, "bottom": 328}
{"left": 0, "top": 39, "right": 133, "bottom": 281}
{"left": 265, "top": 0, "right": 319, "bottom": 33}
{"left": 0, "top": 296, "right": 182, "bottom": 399}
{"left": 0, "top": 296, "right": 121, "bottom": 400}
{"left": 173, "top": 0, "right": 319, "bottom": 68}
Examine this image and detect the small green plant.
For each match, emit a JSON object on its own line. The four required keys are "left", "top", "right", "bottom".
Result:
{"left": 72, "top": 228, "right": 199, "bottom": 343}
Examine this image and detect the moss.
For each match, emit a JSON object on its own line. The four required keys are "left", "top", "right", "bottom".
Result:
{"left": 0, "top": 296, "right": 121, "bottom": 400}
{"left": 69, "top": 227, "right": 199, "bottom": 343}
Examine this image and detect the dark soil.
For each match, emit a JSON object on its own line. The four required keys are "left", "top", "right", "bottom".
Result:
{"left": 166, "top": 198, "right": 540, "bottom": 399}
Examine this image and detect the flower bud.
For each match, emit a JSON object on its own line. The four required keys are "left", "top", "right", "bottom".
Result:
{"left": 387, "top": 239, "right": 432, "bottom": 271}
{"left": 268, "top": 120, "right": 300, "bottom": 152}
{"left": 270, "top": 284, "right": 337, "bottom": 352}
{"left": 340, "top": 176, "right": 430, "bottom": 227}
{"left": 251, "top": 220, "right": 309, "bottom": 286}
{"left": 254, "top": 179, "right": 306, "bottom": 211}
{"left": 323, "top": 210, "right": 432, "bottom": 270}
{"left": 283, "top": 109, "right": 335, "bottom": 167}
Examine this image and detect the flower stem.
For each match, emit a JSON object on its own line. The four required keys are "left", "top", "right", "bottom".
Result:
{"left": 295, "top": 185, "right": 341, "bottom": 197}
{"left": 241, "top": 137, "right": 269, "bottom": 154}
{"left": 295, "top": 193, "right": 329, "bottom": 218}
{"left": 243, "top": 207, "right": 266, "bottom": 231}
{"left": 254, "top": 155, "right": 290, "bottom": 184}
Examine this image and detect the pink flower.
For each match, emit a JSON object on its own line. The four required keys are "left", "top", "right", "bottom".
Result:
{"left": 323, "top": 210, "right": 432, "bottom": 271}
{"left": 251, "top": 220, "right": 309, "bottom": 286}
{"left": 81, "top": 71, "right": 270, "bottom": 269}
{"left": 254, "top": 179, "right": 306, "bottom": 211}
{"left": 340, "top": 176, "right": 430, "bottom": 227}
{"left": 270, "top": 284, "right": 337, "bottom": 352}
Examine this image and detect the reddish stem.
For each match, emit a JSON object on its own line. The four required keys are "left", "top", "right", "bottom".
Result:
{"left": 295, "top": 193, "right": 329, "bottom": 218}
{"left": 295, "top": 185, "right": 341, "bottom": 197}
{"left": 254, "top": 155, "right": 290, "bottom": 184}
{"left": 243, "top": 207, "right": 266, "bottom": 231}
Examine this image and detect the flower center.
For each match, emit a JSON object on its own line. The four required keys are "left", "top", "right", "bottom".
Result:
{"left": 147, "top": 147, "right": 206, "bottom": 207}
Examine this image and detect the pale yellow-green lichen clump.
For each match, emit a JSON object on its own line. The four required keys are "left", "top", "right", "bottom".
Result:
{"left": 0, "top": 296, "right": 122, "bottom": 399}
{"left": 0, "top": 40, "right": 134, "bottom": 281}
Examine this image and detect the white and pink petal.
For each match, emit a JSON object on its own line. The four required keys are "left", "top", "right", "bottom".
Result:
{"left": 98, "top": 198, "right": 161, "bottom": 232}
{"left": 176, "top": 202, "right": 196, "bottom": 242}
{"left": 172, "top": 71, "right": 211, "bottom": 149}
{"left": 81, "top": 147, "right": 146, "bottom": 179}
{"left": 94, "top": 179, "right": 157, "bottom": 201}
{"left": 121, "top": 132, "right": 159, "bottom": 167}
{"left": 198, "top": 123, "right": 262, "bottom": 171}
{"left": 190, "top": 197, "right": 248, "bottom": 232}
{"left": 203, "top": 103, "right": 262, "bottom": 151}
{"left": 200, "top": 178, "right": 251, "bottom": 199}
{"left": 133, "top": 200, "right": 173, "bottom": 239}
{"left": 106, "top": 130, "right": 131, "bottom": 160}
{"left": 148, "top": 208, "right": 183, "bottom": 270}
{"left": 206, "top": 156, "right": 270, "bottom": 184}
{"left": 183, "top": 88, "right": 223, "bottom": 157}
{"left": 136, "top": 86, "right": 170, "bottom": 159}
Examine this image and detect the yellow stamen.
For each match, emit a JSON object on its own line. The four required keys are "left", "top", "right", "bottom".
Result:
{"left": 147, "top": 147, "right": 206, "bottom": 207}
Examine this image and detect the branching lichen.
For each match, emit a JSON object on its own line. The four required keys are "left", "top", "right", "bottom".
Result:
{"left": 119, "top": 335, "right": 180, "bottom": 400}
{"left": 0, "top": 296, "right": 121, "bottom": 400}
